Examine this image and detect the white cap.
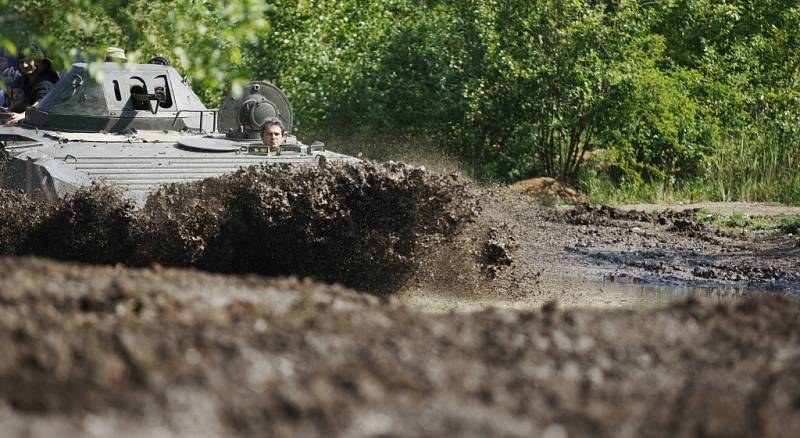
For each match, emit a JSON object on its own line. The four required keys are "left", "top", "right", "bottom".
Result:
{"left": 104, "top": 47, "right": 127, "bottom": 61}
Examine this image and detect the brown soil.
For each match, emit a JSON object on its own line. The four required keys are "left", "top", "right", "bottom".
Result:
{"left": 1, "top": 164, "right": 799, "bottom": 437}
{"left": 510, "top": 176, "right": 587, "bottom": 202}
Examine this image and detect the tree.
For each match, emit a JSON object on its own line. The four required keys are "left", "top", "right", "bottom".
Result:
{"left": 0, "top": 0, "right": 271, "bottom": 105}
{"left": 447, "top": 0, "right": 668, "bottom": 182}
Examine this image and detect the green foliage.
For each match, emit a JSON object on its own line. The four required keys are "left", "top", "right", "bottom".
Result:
{"left": 457, "top": 0, "right": 632, "bottom": 182}
{"left": 695, "top": 209, "right": 800, "bottom": 233}
{"left": 582, "top": 1, "right": 800, "bottom": 204}
{"left": 779, "top": 216, "right": 800, "bottom": 234}
{"left": 0, "top": 0, "right": 269, "bottom": 105}
{"left": 2, "top": 0, "right": 800, "bottom": 204}
{"left": 709, "top": 211, "right": 773, "bottom": 231}
{"left": 603, "top": 66, "right": 713, "bottom": 185}
{"left": 702, "top": 127, "right": 800, "bottom": 204}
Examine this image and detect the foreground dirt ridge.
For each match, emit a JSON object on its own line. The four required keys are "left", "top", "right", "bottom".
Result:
{"left": 1, "top": 257, "right": 799, "bottom": 437}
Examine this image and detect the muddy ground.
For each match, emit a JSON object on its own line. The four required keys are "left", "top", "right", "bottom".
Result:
{"left": 1, "top": 163, "right": 799, "bottom": 437}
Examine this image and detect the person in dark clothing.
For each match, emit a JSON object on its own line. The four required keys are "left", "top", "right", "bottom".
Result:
{"left": 0, "top": 50, "right": 21, "bottom": 111}
{"left": 5, "top": 45, "right": 59, "bottom": 125}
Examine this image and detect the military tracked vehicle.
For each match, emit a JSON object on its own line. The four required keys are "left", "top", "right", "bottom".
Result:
{"left": 0, "top": 61, "right": 356, "bottom": 205}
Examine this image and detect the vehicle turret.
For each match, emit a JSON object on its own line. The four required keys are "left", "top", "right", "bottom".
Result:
{"left": 25, "top": 62, "right": 213, "bottom": 133}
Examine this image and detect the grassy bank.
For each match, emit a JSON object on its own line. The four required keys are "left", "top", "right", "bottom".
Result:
{"left": 583, "top": 135, "right": 800, "bottom": 207}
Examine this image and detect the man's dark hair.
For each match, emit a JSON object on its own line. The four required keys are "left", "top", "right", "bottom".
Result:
{"left": 261, "top": 117, "right": 286, "bottom": 135}
{"left": 20, "top": 44, "right": 45, "bottom": 62}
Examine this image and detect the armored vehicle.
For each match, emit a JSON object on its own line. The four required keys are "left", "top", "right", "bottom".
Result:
{"left": 0, "top": 61, "right": 356, "bottom": 205}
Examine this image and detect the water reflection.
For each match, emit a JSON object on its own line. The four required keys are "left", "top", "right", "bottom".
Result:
{"left": 576, "top": 282, "right": 753, "bottom": 309}
{"left": 395, "top": 281, "right": 770, "bottom": 314}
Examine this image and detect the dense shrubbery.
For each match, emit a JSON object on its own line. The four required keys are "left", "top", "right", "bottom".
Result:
{"left": 2, "top": 0, "right": 799, "bottom": 203}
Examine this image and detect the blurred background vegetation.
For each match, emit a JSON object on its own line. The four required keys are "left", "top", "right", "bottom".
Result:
{"left": 2, "top": 0, "right": 798, "bottom": 204}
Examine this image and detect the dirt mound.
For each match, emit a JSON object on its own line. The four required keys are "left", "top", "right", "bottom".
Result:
{"left": 510, "top": 177, "right": 587, "bottom": 202}
{"left": 562, "top": 203, "right": 656, "bottom": 224}
{"left": 0, "top": 162, "right": 477, "bottom": 293}
{"left": 1, "top": 257, "right": 800, "bottom": 437}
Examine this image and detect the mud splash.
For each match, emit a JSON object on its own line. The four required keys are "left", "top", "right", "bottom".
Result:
{"left": 0, "top": 189, "right": 53, "bottom": 254}
{"left": 0, "top": 162, "right": 478, "bottom": 292}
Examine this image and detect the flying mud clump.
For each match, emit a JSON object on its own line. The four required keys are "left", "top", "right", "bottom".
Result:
{"left": 0, "top": 162, "right": 477, "bottom": 293}
{"left": 133, "top": 161, "right": 477, "bottom": 291}
{"left": 479, "top": 224, "right": 517, "bottom": 278}
{"left": 27, "top": 185, "right": 136, "bottom": 264}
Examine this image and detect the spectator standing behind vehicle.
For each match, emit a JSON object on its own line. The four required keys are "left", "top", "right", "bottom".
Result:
{"left": 0, "top": 49, "right": 21, "bottom": 111}
{"left": 5, "top": 45, "right": 59, "bottom": 125}
{"left": 103, "top": 46, "right": 127, "bottom": 62}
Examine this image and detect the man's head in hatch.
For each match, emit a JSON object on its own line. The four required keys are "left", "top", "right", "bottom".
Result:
{"left": 260, "top": 117, "right": 286, "bottom": 148}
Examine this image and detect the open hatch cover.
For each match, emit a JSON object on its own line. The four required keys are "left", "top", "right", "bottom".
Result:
{"left": 177, "top": 137, "right": 242, "bottom": 152}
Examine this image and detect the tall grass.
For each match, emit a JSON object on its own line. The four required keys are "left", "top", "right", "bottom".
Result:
{"left": 582, "top": 176, "right": 705, "bottom": 205}
{"left": 702, "top": 131, "right": 800, "bottom": 205}
{"left": 582, "top": 128, "right": 800, "bottom": 206}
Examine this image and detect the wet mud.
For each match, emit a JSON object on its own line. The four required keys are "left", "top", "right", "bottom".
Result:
{"left": 552, "top": 203, "right": 800, "bottom": 291}
{"left": 1, "top": 164, "right": 800, "bottom": 436}
{"left": 0, "top": 162, "right": 477, "bottom": 293}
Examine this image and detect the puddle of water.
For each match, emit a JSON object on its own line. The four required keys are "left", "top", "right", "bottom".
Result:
{"left": 564, "top": 282, "right": 753, "bottom": 309}
{"left": 394, "top": 280, "right": 762, "bottom": 314}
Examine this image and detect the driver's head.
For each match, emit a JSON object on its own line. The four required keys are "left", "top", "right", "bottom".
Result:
{"left": 260, "top": 117, "right": 286, "bottom": 148}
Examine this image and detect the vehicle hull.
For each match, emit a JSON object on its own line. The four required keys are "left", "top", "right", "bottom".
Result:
{"left": 1, "top": 127, "right": 356, "bottom": 205}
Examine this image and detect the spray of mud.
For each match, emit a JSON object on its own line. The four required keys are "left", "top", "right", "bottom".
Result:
{"left": 0, "top": 162, "right": 479, "bottom": 293}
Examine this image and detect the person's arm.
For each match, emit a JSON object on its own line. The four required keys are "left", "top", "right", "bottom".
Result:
{"left": 6, "top": 111, "right": 25, "bottom": 124}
